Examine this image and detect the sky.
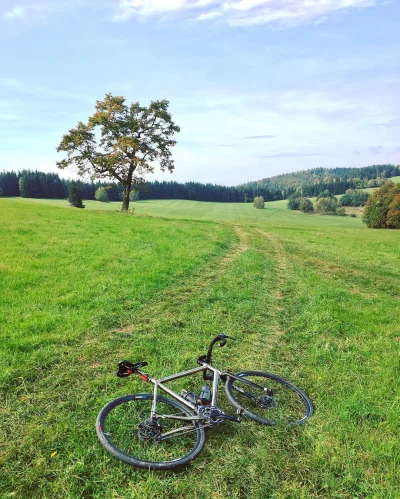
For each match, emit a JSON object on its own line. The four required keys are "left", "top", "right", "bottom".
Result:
{"left": 0, "top": 0, "right": 399, "bottom": 186}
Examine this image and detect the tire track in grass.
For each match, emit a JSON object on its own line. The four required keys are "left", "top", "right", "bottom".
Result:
{"left": 247, "top": 229, "right": 289, "bottom": 364}
{"left": 114, "top": 226, "right": 249, "bottom": 335}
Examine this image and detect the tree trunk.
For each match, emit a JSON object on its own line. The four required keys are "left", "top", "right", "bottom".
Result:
{"left": 121, "top": 183, "right": 131, "bottom": 212}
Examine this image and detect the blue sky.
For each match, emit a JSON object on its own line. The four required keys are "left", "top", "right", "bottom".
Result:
{"left": 1, "top": 0, "right": 399, "bottom": 185}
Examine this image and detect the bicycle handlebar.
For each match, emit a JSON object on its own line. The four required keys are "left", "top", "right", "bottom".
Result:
{"left": 205, "top": 334, "right": 236, "bottom": 363}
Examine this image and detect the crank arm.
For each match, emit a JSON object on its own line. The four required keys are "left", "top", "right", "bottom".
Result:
{"left": 218, "top": 413, "right": 241, "bottom": 423}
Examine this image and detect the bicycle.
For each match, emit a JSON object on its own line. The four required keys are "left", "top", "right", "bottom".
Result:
{"left": 96, "top": 334, "right": 314, "bottom": 470}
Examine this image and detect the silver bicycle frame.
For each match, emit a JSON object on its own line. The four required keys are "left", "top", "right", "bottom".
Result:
{"left": 136, "top": 361, "right": 268, "bottom": 423}
{"left": 147, "top": 362, "right": 221, "bottom": 418}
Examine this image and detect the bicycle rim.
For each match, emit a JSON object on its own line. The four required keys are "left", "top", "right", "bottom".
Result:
{"left": 225, "top": 371, "right": 313, "bottom": 425}
{"left": 96, "top": 394, "right": 206, "bottom": 470}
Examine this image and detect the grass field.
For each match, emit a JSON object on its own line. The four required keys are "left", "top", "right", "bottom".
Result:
{"left": 1, "top": 197, "right": 399, "bottom": 498}
{"left": 13, "top": 197, "right": 364, "bottom": 226}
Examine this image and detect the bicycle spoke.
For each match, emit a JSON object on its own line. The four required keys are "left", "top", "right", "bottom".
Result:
{"left": 230, "top": 374, "right": 310, "bottom": 424}
{"left": 102, "top": 397, "right": 202, "bottom": 463}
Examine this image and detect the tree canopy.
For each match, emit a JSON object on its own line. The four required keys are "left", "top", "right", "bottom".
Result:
{"left": 339, "top": 189, "right": 369, "bottom": 207}
{"left": 314, "top": 197, "right": 338, "bottom": 215}
{"left": 253, "top": 196, "right": 265, "bottom": 209}
{"left": 95, "top": 186, "right": 109, "bottom": 203}
{"left": 363, "top": 181, "right": 400, "bottom": 229}
{"left": 299, "top": 197, "right": 314, "bottom": 213}
{"left": 57, "top": 94, "right": 180, "bottom": 211}
{"left": 68, "top": 181, "right": 85, "bottom": 208}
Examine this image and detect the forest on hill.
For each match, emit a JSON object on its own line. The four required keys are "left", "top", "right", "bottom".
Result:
{"left": 0, "top": 164, "right": 398, "bottom": 203}
{"left": 243, "top": 164, "right": 400, "bottom": 197}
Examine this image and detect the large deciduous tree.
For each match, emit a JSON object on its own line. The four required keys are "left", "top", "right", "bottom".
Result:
{"left": 56, "top": 94, "right": 180, "bottom": 212}
{"left": 363, "top": 181, "right": 400, "bottom": 228}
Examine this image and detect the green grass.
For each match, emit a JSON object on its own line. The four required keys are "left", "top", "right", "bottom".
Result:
{"left": 1, "top": 197, "right": 399, "bottom": 498}
{"left": 13, "top": 196, "right": 364, "bottom": 226}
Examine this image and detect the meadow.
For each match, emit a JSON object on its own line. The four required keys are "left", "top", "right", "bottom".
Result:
{"left": 1, "top": 197, "right": 399, "bottom": 498}
{"left": 15, "top": 197, "right": 364, "bottom": 226}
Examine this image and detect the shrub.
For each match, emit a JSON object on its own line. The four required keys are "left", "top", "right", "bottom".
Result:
{"left": 299, "top": 197, "right": 314, "bottom": 213}
{"left": 287, "top": 192, "right": 302, "bottom": 210}
{"left": 336, "top": 207, "right": 347, "bottom": 216}
{"left": 363, "top": 181, "right": 400, "bottom": 228}
{"left": 350, "top": 214, "right": 357, "bottom": 218}
{"left": 314, "top": 197, "right": 338, "bottom": 215}
{"left": 316, "top": 190, "right": 334, "bottom": 200}
{"left": 253, "top": 196, "right": 265, "bottom": 209}
{"left": 339, "top": 189, "right": 369, "bottom": 207}
{"left": 95, "top": 186, "right": 109, "bottom": 203}
{"left": 67, "top": 181, "right": 85, "bottom": 208}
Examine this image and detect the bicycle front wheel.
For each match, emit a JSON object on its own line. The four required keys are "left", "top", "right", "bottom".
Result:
{"left": 225, "top": 371, "right": 313, "bottom": 426}
{"left": 96, "top": 394, "right": 206, "bottom": 470}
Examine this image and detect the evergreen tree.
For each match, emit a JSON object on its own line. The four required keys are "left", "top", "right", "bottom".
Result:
{"left": 67, "top": 181, "right": 85, "bottom": 208}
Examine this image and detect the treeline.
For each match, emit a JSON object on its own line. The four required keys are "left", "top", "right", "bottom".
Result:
{"left": 1, "top": 164, "right": 399, "bottom": 203}
{"left": 0, "top": 170, "right": 124, "bottom": 201}
{"left": 140, "top": 180, "right": 282, "bottom": 202}
{"left": 0, "top": 172, "right": 286, "bottom": 203}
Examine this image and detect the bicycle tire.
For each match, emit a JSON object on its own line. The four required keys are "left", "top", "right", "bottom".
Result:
{"left": 225, "top": 371, "right": 313, "bottom": 426}
{"left": 96, "top": 393, "right": 206, "bottom": 470}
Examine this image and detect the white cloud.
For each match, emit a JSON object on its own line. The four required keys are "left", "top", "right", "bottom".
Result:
{"left": 3, "top": 5, "right": 25, "bottom": 20}
{"left": 196, "top": 10, "right": 220, "bottom": 20}
{"left": 114, "top": 0, "right": 378, "bottom": 25}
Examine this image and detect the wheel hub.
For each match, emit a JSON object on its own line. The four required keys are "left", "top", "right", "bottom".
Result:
{"left": 257, "top": 395, "right": 278, "bottom": 409}
{"left": 137, "top": 418, "right": 162, "bottom": 442}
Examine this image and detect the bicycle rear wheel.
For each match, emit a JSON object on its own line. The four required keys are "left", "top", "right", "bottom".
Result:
{"left": 225, "top": 371, "right": 313, "bottom": 425}
{"left": 96, "top": 394, "right": 206, "bottom": 470}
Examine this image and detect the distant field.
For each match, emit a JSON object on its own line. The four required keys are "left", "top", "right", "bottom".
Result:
{"left": 1, "top": 197, "right": 399, "bottom": 497}
{"left": 12, "top": 197, "right": 364, "bottom": 227}
{"left": 360, "top": 175, "right": 400, "bottom": 193}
